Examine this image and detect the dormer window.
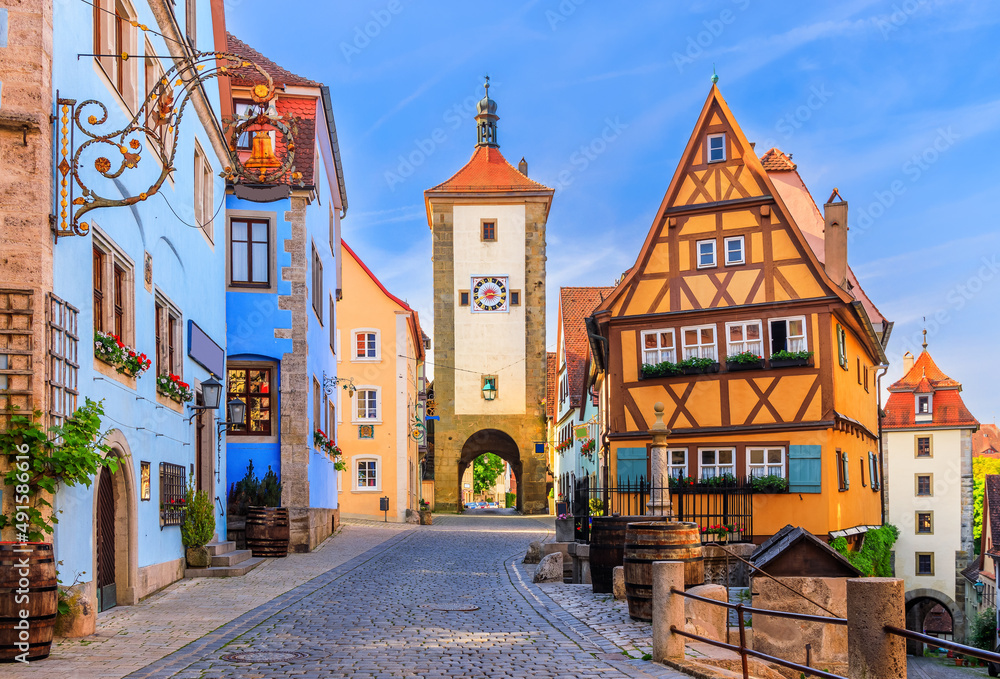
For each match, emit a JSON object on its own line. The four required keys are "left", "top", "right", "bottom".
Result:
{"left": 916, "top": 394, "right": 933, "bottom": 422}
{"left": 708, "top": 134, "right": 726, "bottom": 163}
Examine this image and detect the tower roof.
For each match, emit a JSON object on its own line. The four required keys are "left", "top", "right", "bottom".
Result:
{"left": 426, "top": 146, "right": 552, "bottom": 194}
{"left": 883, "top": 348, "right": 977, "bottom": 430}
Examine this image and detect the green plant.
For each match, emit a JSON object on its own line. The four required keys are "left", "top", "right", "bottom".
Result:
{"left": 180, "top": 482, "right": 215, "bottom": 548}
{"left": 156, "top": 372, "right": 193, "bottom": 402}
{"left": 727, "top": 351, "right": 762, "bottom": 365}
{"left": 419, "top": 499, "right": 430, "bottom": 511}
{"left": 313, "top": 429, "right": 347, "bottom": 471}
{"left": 548, "top": 488, "right": 554, "bottom": 499}
{"left": 473, "top": 453, "right": 505, "bottom": 495}
{"left": 770, "top": 350, "right": 813, "bottom": 361}
{"left": 0, "top": 400, "right": 115, "bottom": 542}
{"left": 589, "top": 498, "right": 604, "bottom": 515}
{"left": 749, "top": 474, "right": 789, "bottom": 493}
{"left": 505, "top": 492, "right": 516, "bottom": 508}
{"left": 669, "top": 475, "right": 696, "bottom": 488}
{"left": 677, "top": 356, "right": 716, "bottom": 370}
{"left": 703, "top": 473, "right": 737, "bottom": 488}
{"left": 94, "top": 331, "right": 151, "bottom": 377}
{"left": 830, "top": 524, "right": 899, "bottom": 576}
{"left": 581, "top": 437, "right": 596, "bottom": 455}
{"left": 641, "top": 360, "right": 680, "bottom": 378}
{"left": 969, "top": 607, "right": 997, "bottom": 651}
{"left": 228, "top": 460, "right": 282, "bottom": 514}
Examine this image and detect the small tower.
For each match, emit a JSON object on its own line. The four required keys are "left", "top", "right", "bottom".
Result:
{"left": 475, "top": 76, "right": 499, "bottom": 148}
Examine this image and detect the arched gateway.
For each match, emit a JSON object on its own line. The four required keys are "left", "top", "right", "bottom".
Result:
{"left": 423, "top": 80, "right": 551, "bottom": 513}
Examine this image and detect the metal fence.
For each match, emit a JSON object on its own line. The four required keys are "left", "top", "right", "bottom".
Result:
{"left": 571, "top": 476, "right": 754, "bottom": 544}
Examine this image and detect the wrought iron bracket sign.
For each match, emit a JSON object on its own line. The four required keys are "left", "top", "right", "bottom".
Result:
{"left": 53, "top": 50, "right": 301, "bottom": 238}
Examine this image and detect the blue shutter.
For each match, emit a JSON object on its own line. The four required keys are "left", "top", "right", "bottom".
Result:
{"left": 616, "top": 447, "right": 648, "bottom": 483}
{"left": 788, "top": 445, "right": 822, "bottom": 493}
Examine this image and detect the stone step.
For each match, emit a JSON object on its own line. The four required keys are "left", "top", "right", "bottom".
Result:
{"left": 206, "top": 541, "right": 236, "bottom": 556}
{"left": 210, "top": 549, "right": 252, "bottom": 567}
{"left": 184, "top": 557, "right": 265, "bottom": 579}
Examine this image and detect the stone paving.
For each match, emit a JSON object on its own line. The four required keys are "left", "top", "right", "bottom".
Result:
{"left": 10, "top": 514, "right": 699, "bottom": 678}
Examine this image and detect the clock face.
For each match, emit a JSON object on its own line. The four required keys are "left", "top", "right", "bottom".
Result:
{"left": 471, "top": 276, "right": 508, "bottom": 312}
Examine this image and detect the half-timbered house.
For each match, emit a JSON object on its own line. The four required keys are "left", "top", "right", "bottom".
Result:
{"left": 589, "top": 84, "right": 893, "bottom": 541}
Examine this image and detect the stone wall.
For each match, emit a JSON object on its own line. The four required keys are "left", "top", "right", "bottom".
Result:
{"left": 752, "top": 576, "right": 848, "bottom": 667}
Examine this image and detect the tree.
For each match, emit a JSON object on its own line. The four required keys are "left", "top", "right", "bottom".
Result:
{"left": 473, "top": 453, "right": 506, "bottom": 496}
{"left": 974, "top": 457, "right": 1000, "bottom": 547}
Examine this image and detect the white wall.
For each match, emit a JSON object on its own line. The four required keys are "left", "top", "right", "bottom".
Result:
{"left": 453, "top": 204, "right": 526, "bottom": 415}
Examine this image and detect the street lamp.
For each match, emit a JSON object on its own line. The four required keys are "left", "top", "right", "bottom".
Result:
{"left": 186, "top": 375, "right": 223, "bottom": 422}
{"left": 226, "top": 398, "right": 246, "bottom": 429}
{"left": 974, "top": 580, "right": 985, "bottom": 602}
{"left": 482, "top": 376, "right": 497, "bottom": 401}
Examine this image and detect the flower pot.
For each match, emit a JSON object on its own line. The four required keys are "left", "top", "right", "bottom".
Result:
{"left": 548, "top": 498, "right": 556, "bottom": 515}
{"left": 0, "top": 542, "right": 58, "bottom": 661}
{"left": 681, "top": 363, "right": 720, "bottom": 375}
{"left": 186, "top": 546, "right": 210, "bottom": 568}
{"left": 555, "top": 518, "right": 575, "bottom": 542}
{"left": 769, "top": 357, "right": 810, "bottom": 369}
{"left": 419, "top": 510, "right": 433, "bottom": 525}
{"left": 726, "top": 359, "right": 764, "bottom": 372}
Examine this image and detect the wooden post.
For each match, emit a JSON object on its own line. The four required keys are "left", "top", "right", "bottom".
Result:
{"left": 847, "top": 577, "right": 906, "bottom": 679}
{"left": 652, "top": 561, "right": 685, "bottom": 662}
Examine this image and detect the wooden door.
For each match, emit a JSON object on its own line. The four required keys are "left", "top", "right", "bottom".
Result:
{"left": 96, "top": 465, "right": 116, "bottom": 612}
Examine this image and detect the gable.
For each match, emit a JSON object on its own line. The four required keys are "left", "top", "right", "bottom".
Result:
{"left": 600, "top": 85, "right": 841, "bottom": 318}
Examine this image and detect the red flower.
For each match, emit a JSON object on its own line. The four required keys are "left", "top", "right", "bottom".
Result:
{"left": 179, "top": 382, "right": 188, "bottom": 389}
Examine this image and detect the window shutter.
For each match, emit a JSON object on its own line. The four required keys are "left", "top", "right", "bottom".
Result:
{"left": 837, "top": 324, "right": 847, "bottom": 369}
{"left": 788, "top": 445, "right": 822, "bottom": 493}
{"left": 868, "top": 452, "right": 879, "bottom": 490}
{"left": 842, "top": 451, "right": 850, "bottom": 490}
{"left": 616, "top": 447, "right": 648, "bottom": 484}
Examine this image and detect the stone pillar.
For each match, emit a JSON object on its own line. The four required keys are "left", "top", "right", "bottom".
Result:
{"left": 846, "top": 577, "right": 905, "bottom": 679}
{"left": 646, "top": 402, "right": 672, "bottom": 517}
{"left": 652, "top": 561, "right": 686, "bottom": 662}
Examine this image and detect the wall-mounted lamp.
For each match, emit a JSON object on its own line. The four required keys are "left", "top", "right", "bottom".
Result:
{"left": 482, "top": 376, "right": 497, "bottom": 401}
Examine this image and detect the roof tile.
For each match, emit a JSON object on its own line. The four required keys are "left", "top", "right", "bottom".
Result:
{"left": 974, "top": 424, "right": 1000, "bottom": 456}
{"left": 760, "top": 147, "right": 797, "bottom": 171}
{"left": 560, "top": 287, "right": 614, "bottom": 409}
{"left": 546, "top": 352, "right": 557, "bottom": 420}
{"left": 427, "top": 146, "right": 552, "bottom": 193}
{"left": 226, "top": 33, "right": 319, "bottom": 88}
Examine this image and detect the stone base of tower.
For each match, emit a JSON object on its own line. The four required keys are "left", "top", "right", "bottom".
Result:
{"left": 434, "top": 413, "right": 548, "bottom": 514}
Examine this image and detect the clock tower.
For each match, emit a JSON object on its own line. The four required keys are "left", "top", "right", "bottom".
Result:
{"left": 424, "top": 80, "right": 553, "bottom": 513}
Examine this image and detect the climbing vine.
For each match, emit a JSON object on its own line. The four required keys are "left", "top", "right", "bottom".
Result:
{"left": 830, "top": 524, "right": 899, "bottom": 577}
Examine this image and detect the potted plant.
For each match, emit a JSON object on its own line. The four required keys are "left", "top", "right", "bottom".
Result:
{"left": 726, "top": 351, "right": 764, "bottom": 372}
{"left": 181, "top": 482, "right": 216, "bottom": 568}
{"left": 418, "top": 499, "right": 433, "bottom": 525}
{"left": 548, "top": 488, "right": 555, "bottom": 515}
{"left": 555, "top": 439, "right": 573, "bottom": 454}
{"left": 555, "top": 513, "right": 574, "bottom": 542}
{"left": 313, "top": 429, "right": 348, "bottom": 471}
{"left": 749, "top": 474, "right": 789, "bottom": 493}
{"left": 93, "top": 331, "right": 151, "bottom": 377}
{"left": 701, "top": 524, "right": 737, "bottom": 543}
{"left": 156, "top": 372, "right": 193, "bottom": 403}
{"left": 669, "top": 475, "right": 697, "bottom": 488}
{"left": 0, "top": 400, "right": 114, "bottom": 659}
{"left": 769, "top": 349, "right": 813, "bottom": 369}
{"left": 677, "top": 356, "right": 720, "bottom": 375}
{"left": 581, "top": 437, "right": 596, "bottom": 457}
{"left": 641, "top": 360, "right": 681, "bottom": 379}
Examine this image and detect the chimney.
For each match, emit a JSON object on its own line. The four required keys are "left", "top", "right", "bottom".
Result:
{"left": 823, "top": 189, "right": 848, "bottom": 290}
{"left": 903, "top": 351, "right": 914, "bottom": 373}
{"left": 518, "top": 157, "right": 528, "bottom": 176}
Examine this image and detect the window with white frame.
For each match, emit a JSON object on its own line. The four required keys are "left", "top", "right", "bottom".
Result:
{"left": 354, "top": 388, "right": 380, "bottom": 422}
{"left": 916, "top": 394, "right": 932, "bottom": 416}
{"left": 769, "top": 317, "right": 807, "bottom": 354}
{"left": 699, "top": 449, "right": 735, "bottom": 479}
{"left": 748, "top": 447, "right": 784, "bottom": 478}
{"left": 697, "top": 240, "right": 717, "bottom": 268}
{"left": 353, "top": 330, "right": 379, "bottom": 360}
{"left": 708, "top": 133, "right": 726, "bottom": 162}
{"left": 682, "top": 325, "right": 717, "bottom": 361}
{"left": 726, "top": 320, "right": 763, "bottom": 357}
{"left": 356, "top": 458, "right": 379, "bottom": 490}
{"left": 642, "top": 329, "right": 675, "bottom": 365}
{"left": 233, "top": 100, "right": 253, "bottom": 150}
{"left": 194, "top": 142, "right": 214, "bottom": 240}
{"left": 667, "top": 449, "right": 688, "bottom": 479}
{"left": 724, "top": 236, "right": 745, "bottom": 265}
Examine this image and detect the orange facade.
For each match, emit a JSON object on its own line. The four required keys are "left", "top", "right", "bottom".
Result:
{"left": 592, "top": 85, "right": 892, "bottom": 540}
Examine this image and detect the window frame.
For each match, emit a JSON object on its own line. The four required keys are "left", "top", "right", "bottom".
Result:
{"left": 226, "top": 363, "right": 275, "bottom": 438}
{"left": 915, "top": 473, "right": 933, "bottom": 497}
{"left": 836, "top": 323, "right": 848, "bottom": 369}
{"left": 353, "top": 456, "right": 381, "bottom": 491}
{"left": 916, "top": 394, "right": 933, "bottom": 420}
{"left": 352, "top": 386, "right": 381, "bottom": 424}
{"left": 724, "top": 236, "right": 745, "bottom": 266}
{"left": 228, "top": 217, "right": 272, "bottom": 289}
{"left": 154, "top": 291, "right": 183, "bottom": 380}
{"left": 481, "top": 218, "right": 497, "bottom": 242}
{"left": 769, "top": 316, "right": 808, "bottom": 355}
{"left": 642, "top": 328, "right": 676, "bottom": 366}
{"left": 726, "top": 320, "right": 764, "bottom": 358}
{"left": 696, "top": 239, "right": 717, "bottom": 269}
{"left": 94, "top": 0, "right": 139, "bottom": 113}
{"left": 915, "top": 552, "right": 934, "bottom": 576}
{"left": 747, "top": 447, "right": 785, "bottom": 479}
{"left": 510, "top": 290, "right": 521, "bottom": 307}
{"left": 698, "top": 448, "right": 736, "bottom": 480}
{"left": 916, "top": 511, "right": 934, "bottom": 535}
{"left": 915, "top": 435, "right": 933, "bottom": 458}
{"left": 681, "top": 324, "right": 717, "bottom": 362}
{"left": 193, "top": 140, "right": 214, "bottom": 242}
{"left": 329, "top": 295, "right": 336, "bottom": 354}
{"left": 351, "top": 329, "right": 380, "bottom": 362}
{"left": 92, "top": 230, "right": 135, "bottom": 348}
{"left": 707, "top": 133, "right": 726, "bottom": 163}
{"left": 835, "top": 449, "right": 849, "bottom": 491}
{"left": 232, "top": 100, "right": 254, "bottom": 150}
{"left": 667, "top": 449, "right": 688, "bottom": 479}
{"left": 311, "top": 244, "right": 324, "bottom": 323}
{"left": 868, "top": 451, "right": 881, "bottom": 491}
{"left": 459, "top": 290, "right": 471, "bottom": 307}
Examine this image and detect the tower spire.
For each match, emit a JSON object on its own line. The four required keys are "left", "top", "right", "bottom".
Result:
{"left": 475, "top": 75, "right": 499, "bottom": 148}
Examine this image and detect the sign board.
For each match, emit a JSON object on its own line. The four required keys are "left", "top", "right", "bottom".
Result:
{"left": 379, "top": 496, "right": 390, "bottom": 512}
{"left": 187, "top": 321, "right": 224, "bottom": 377}
{"left": 555, "top": 501, "right": 568, "bottom": 516}
{"left": 575, "top": 426, "right": 589, "bottom": 439}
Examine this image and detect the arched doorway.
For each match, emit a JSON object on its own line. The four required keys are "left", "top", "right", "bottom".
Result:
{"left": 458, "top": 429, "right": 523, "bottom": 512}
{"left": 93, "top": 431, "right": 139, "bottom": 611}
{"left": 904, "top": 589, "right": 966, "bottom": 655}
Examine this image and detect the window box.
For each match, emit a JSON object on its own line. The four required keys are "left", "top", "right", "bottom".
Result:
{"left": 641, "top": 361, "right": 681, "bottom": 379}
{"left": 726, "top": 352, "right": 764, "bottom": 372}
{"left": 156, "top": 373, "right": 193, "bottom": 403}
{"left": 749, "top": 474, "right": 788, "bottom": 493}
{"left": 95, "top": 331, "right": 151, "bottom": 378}
{"left": 770, "top": 357, "right": 811, "bottom": 369}
{"left": 680, "top": 360, "right": 720, "bottom": 375}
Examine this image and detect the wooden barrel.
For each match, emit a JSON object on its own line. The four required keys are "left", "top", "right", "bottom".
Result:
{"left": 590, "top": 516, "right": 646, "bottom": 594}
{"left": 623, "top": 522, "right": 704, "bottom": 622}
{"left": 245, "top": 507, "right": 289, "bottom": 557}
{"left": 0, "top": 543, "right": 57, "bottom": 662}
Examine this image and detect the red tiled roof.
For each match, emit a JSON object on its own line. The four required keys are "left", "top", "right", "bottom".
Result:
{"left": 883, "top": 349, "right": 976, "bottom": 429}
{"left": 888, "top": 350, "right": 962, "bottom": 391}
{"left": 987, "top": 475, "right": 1000, "bottom": 558}
{"left": 974, "top": 424, "right": 1000, "bottom": 456}
{"left": 426, "top": 146, "right": 552, "bottom": 193}
{"left": 560, "top": 287, "right": 614, "bottom": 410}
{"left": 226, "top": 33, "right": 319, "bottom": 88}
{"left": 546, "top": 352, "right": 557, "bottom": 420}
{"left": 760, "top": 147, "right": 797, "bottom": 172}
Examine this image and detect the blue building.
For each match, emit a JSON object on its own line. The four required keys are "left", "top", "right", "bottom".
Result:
{"left": 222, "top": 34, "right": 348, "bottom": 551}
{"left": 42, "top": 0, "right": 230, "bottom": 620}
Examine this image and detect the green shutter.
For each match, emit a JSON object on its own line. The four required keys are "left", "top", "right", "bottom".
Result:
{"left": 788, "top": 445, "right": 822, "bottom": 493}
{"left": 842, "top": 451, "right": 850, "bottom": 490}
{"left": 837, "top": 324, "right": 848, "bottom": 369}
{"left": 616, "top": 447, "right": 648, "bottom": 483}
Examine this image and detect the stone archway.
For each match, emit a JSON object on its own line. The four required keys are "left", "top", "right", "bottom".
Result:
{"left": 904, "top": 588, "right": 966, "bottom": 654}
{"left": 92, "top": 430, "right": 139, "bottom": 609}
{"left": 458, "top": 429, "right": 524, "bottom": 512}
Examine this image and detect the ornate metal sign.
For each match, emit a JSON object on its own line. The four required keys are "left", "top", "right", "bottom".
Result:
{"left": 53, "top": 51, "right": 301, "bottom": 238}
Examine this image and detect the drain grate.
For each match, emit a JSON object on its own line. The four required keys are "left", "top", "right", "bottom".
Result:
{"left": 221, "top": 651, "right": 310, "bottom": 663}
{"left": 418, "top": 603, "right": 481, "bottom": 612}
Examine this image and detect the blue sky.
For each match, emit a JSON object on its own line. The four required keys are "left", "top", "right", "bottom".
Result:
{"left": 227, "top": 1, "right": 999, "bottom": 421}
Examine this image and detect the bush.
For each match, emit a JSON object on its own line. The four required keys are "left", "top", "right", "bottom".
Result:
{"left": 589, "top": 498, "right": 604, "bottom": 515}
{"left": 969, "top": 607, "right": 997, "bottom": 651}
{"left": 830, "top": 524, "right": 899, "bottom": 576}
{"left": 750, "top": 474, "right": 788, "bottom": 493}
{"left": 181, "top": 483, "right": 215, "bottom": 548}
{"left": 228, "top": 460, "right": 282, "bottom": 515}
{"left": 641, "top": 361, "right": 680, "bottom": 378}
{"left": 505, "top": 492, "right": 516, "bottom": 508}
